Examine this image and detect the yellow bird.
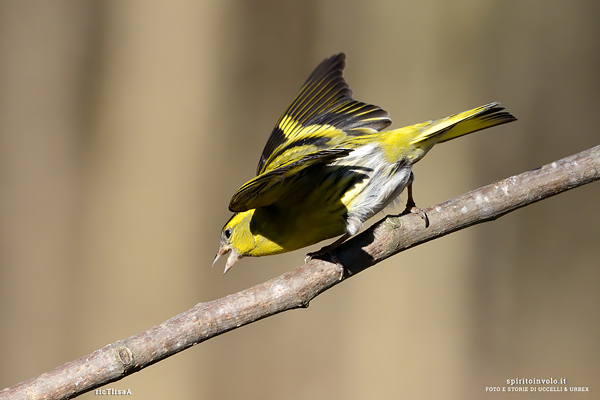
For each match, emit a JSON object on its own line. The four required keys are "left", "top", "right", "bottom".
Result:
{"left": 214, "top": 53, "right": 516, "bottom": 274}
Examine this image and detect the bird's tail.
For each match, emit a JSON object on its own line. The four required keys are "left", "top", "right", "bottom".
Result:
{"left": 409, "top": 102, "right": 517, "bottom": 146}
{"left": 390, "top": 102, "right": 516, "bottom": 164}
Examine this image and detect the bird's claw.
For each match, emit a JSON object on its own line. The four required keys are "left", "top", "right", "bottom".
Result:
{"left": 401, "top": 202, "right": 429, "bottom": 228}
{"left": 305, "top": 249, "right": 345, "bottom": 280}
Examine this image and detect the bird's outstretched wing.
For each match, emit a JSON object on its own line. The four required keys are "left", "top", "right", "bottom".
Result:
{"left": 256, "top": 53, "right": 391, "bottom": 175}
{"left": 231, "top": 148, "right": 352, "bottom": 212}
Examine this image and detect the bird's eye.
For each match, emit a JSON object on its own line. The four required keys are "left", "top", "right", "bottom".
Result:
{"left": 224, "top": 228, "right": 232, "bottom": 239}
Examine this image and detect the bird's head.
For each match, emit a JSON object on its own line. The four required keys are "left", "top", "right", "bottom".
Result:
{"left": 213, "top": 211, "right": 255, "bottom": 274}
{"left": 214, "top": 209, "right": 287, "bottom": 274}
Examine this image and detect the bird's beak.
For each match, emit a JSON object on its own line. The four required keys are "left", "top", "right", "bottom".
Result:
{"left": 213, "top": 244, "right": 242, "bottom": 274}
{"left": 223, "top": 249, "right": 241, "bottom": 275}
{"left": 212, "top": 245, "right": 229, "bottom": 267}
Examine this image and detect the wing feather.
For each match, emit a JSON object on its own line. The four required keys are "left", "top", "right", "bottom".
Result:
{"left": 230, "top": 148, "right": 352, "bottom": 212}
{"left": 257, "top": 53, "right": 391, "bottom": 175}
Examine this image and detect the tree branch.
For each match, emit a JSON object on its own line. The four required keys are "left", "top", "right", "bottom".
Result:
{"left": 2, "top": 145, "right": 599, "bottom": 400}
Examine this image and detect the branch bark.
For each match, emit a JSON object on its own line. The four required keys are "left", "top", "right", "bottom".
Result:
{"left": 2, "top": 145, "right": 600, "bottom": 400}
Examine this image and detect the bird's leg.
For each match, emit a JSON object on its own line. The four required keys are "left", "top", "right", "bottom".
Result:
{"left": 305, "top": 233, "right": 349, "bottom": 263}
{"left": 305, "top": 234, "right": 349, "bottom": 280}
{"left": 401, "top": 174, "right": 429, "bottom": 228}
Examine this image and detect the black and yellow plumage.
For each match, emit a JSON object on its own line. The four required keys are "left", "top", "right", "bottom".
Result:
{"left": 256, "top": 54, "right": 391, "bottom": 176}
{"left": 214, "top": 53, "right": 516, "bottom": 273}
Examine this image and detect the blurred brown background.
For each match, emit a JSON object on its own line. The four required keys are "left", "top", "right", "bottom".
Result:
{"left": 1, "top": 1, "right": 598, "bottom": 399}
